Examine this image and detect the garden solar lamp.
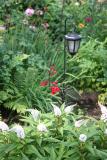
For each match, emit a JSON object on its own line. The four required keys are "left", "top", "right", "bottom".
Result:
{"left": 64, "top": 16, "right": 82, "bottom": 77}
{"left": 63, "top": 17, "right": 82, "bottom": 101}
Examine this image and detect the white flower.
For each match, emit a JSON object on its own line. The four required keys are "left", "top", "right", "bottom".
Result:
{"left": 0, "top": 121, "right": 9, "bottom": 131}
{"left": 25, "top": 8, "right": 35, "bottom": 16}
{"left": 98, "top": 102, "right": 107, "bottom": 122}
{"left": 74, "top": 119, "right": 86, "bottom": 128}
{"left": 0, "top": 26, "right": 6, "bottom": 31}
{"left": 52, "top": 104, "right": 61, "bottom": 117}
{"left": 29, "top": 25, "right": 36, "bottom": 31}
{"left": 101, "top": 113, "right": 107, "bottom": 122}
{"left": 98, "top": 102, "right": 107, "bottom": 114}
{"left": 10, "top": 125, "right": 25, "bottom": 139}
{"left": 64, "top": 104, "right": 77, "bottom": 114}
{"left": 36, "top": 10, "right": 44, "bottom": 16}
{"left": 104, "top": 129, "right": 107, "bottom": 135}
{"left": 79, "top": 134, "right": 87, "bottom": 142}
{"left": 37, "top": 123, "right": 47, "bottom": 132}
{"left": 75, "top": 2, "right": 80, "bottom": 6}
{"left": 26, "top": 109, "right": 40, "bottom": 120}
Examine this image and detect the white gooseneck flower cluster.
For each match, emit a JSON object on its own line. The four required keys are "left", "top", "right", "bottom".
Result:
{"left": 0, "top": 121, "right": 25, "bottom": 139}
{"left": 26, "top": 109, "right": 40, "bottom": 121}
{"left": 0, "top": 121, "right": 9, "bottom": 131}
{"left": 64, "top": 104, "right": 77, "bottom": 114}
{"left": 52, "top": 104, "right": 62, "bottom": 117}
{"left": 9, "top": 124, "right": 25, "bottom": 139}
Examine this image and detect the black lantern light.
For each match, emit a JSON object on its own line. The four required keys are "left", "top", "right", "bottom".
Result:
{"left": 64, "top": 17, "right": 82, "bottom": 77}
{"left": 65, "top": 32, "right": 81, "bottom": 55}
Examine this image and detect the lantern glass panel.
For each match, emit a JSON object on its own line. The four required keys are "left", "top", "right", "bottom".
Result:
{"left": 68, "top": 40, "right": 74, "bottom": 53}
{"left": 74, "top": 40, "right": 80, "bottom": 53}
{"left": 68, "top": 40, "right": 80, "bottom": 54}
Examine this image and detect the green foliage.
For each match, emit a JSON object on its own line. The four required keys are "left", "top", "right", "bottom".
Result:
{"left": 66, "top": 38, "right": 107, "bottom": 97}
{"left": 0, "top": 21, "right": 63, "bottom": 113}
{"left": 0, "top": 104, "right": 107, "bottom": 159}
{"left": 1, "top": 0, "right": 107, "bottom": 41}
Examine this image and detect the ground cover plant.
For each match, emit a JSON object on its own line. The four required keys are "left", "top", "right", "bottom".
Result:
{"left": 0, "top": 0, "right": 107, "bottom": 159}
{"left": 0, "top": 103, "right": 107, "bottom": 160}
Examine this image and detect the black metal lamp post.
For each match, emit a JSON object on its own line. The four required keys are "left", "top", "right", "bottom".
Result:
{"left": 64, "top": 17, "right": 82, "bottom": 78}
{"left": 63, "top": 17, "right": 82, "bottom": 102}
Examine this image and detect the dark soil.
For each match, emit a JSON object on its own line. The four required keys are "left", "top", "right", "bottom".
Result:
{"left": 0, "top": 106, "right": 19, "bottom": 124}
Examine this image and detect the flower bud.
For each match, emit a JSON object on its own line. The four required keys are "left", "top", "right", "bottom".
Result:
{"left": 37, "top": 123, "right": 47, "bottom": 132}
{"left": 79, "top": 134, "right": 87, "bottom": 142}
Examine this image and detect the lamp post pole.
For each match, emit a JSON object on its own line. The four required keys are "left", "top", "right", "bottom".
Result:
{"left": 64, "top": 17, "right": 75, "bottom": 81}
{"left": 63, "top": 17, "right": 82, "bottom": 103}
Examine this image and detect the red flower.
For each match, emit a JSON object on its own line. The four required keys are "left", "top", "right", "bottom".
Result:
{"left": 50, "top": 86, "right": 60, "bottom": 95}
{"left": 85, "top": 17, "right": 92, "bottom": 23}
{"left": 40, "top": 80, "right": 48, "bottom": 87}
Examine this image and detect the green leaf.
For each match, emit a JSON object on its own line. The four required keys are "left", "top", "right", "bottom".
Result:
{"left": 21, "top": 152, "right": 29, "bottom": 160}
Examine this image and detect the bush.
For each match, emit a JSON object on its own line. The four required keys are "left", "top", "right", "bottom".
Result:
{"left": 0, "top": 103, "right": 107, "bottom": 159}
{"left": 66, "top": 38, "right": 107, "bottom": 96}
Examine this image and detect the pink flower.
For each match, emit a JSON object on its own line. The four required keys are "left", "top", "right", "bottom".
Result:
{"left": 25, "top": 8, "right": 35, "bottom": 16}
{"left": 85, "top": 17, "right": 92, "bottom": 23}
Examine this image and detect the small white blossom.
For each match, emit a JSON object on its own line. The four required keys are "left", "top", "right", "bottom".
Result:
{"left": 74, "top": 119, "right": 86, "bottom": 128}
{"left": 0, "top": 26, "right": 6, "bottom": 31}
{"left": 52, "top": 104, "right": 61, "bottom": 117}
{"left": 75, "top": 2, "right": 80, "bottom": 6}
{"left": 10, "top": 125, "right": 25, "bottom": 139}
{"left": 37, "top": 123, "right": 47, "bottom": 132}
{"left": 79, "top": 134, "right": 87, "bottom": 142}
{"left": 25, "top": 8, "right": 35, "bottom": 16}
{"left": 26, "top": 109, "right": 40, "bottom": 120}
{"left": 0, "top": 121, "right": 9, "bottom": 131}
{"left": 104, "top": 129, "right": 107, "bottom": 135}
{"left": 98, "top": 102, "right": 107, "bottom": 114}
{"left": 29, "top": 25, "right": 36, "bottom": 31}
{"left": 64, "top": 104, "right": 77, "bottom": 114}
{"left": 36, "top": 10, "right": 44, "bottom": 16}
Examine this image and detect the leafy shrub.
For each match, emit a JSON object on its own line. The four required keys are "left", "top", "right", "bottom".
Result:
{"left": 1, "top": 0, "right": 107, "bottom": 41}
{"left": 0, "top": 20, "right": 63, "bottom": 113}
{"left": 66, "top": 38, "right": 107, "bottom": 97}
{"left": 0, "top": 104, "right": 107, "bottom": 159}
